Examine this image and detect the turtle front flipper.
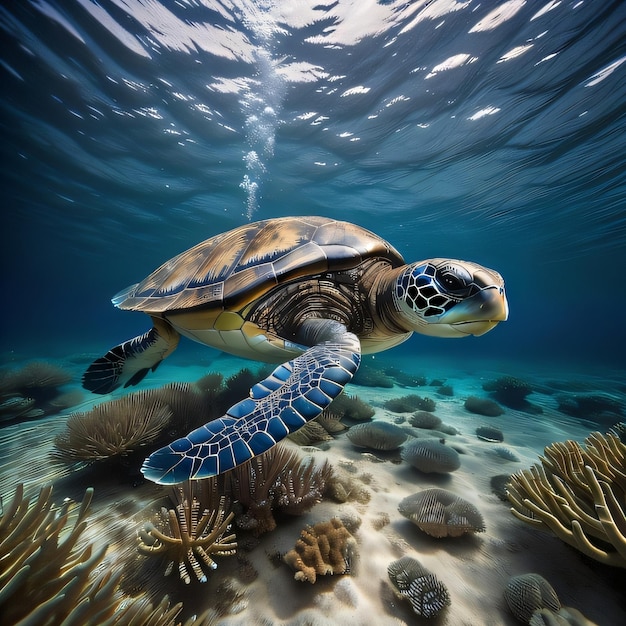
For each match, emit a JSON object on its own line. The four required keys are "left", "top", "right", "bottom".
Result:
{"left": 141, "top": 321, "right": 361, "bottom": 485}
{"left": 82, "top": 317, "right": 180, "bottom": 394}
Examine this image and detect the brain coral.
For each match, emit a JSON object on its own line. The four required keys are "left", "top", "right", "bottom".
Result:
{"left": 398, "top": 488, "right": 485, "bottom": 538}
{"left": 464, "top": 395, "right": 504, "bottom": 417}
{"left": 346, "top": 420, "right": 407, "bottom": 450}
{"left": 504, "top": 573, "right": 560, "bottom": 623}
{"left": 409, "top": 411, "right": 442, "bottom": 430}
{"left": 387, "top": 555, "right": 450, "bottom": 618}
{"left": 476, "top": 425, "right": 504, "bottom": 442}
{"left": 400, "top": 439, "right": 460, "bottom": 473}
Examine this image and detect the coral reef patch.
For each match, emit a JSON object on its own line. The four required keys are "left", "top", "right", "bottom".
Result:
{"left": 283, "top": 518, "right": 358, "bottom": 583}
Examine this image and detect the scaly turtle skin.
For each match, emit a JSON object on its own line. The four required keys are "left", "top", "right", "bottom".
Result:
{"left": 83, "top": 216, "right": 508, "bottom": 484}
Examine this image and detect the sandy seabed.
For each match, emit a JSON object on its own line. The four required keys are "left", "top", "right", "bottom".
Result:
{"left": 1, "top": 350, "right": 625, "bottom": 625}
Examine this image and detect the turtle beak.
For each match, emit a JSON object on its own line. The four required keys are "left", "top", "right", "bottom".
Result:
{"left": 440, "top": 286, "right": 509, "bottom": 336}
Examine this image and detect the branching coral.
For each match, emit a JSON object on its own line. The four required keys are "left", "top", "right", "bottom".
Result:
{"left": 138, "top": 480, "right": 237, "bottom": 584}
{"left": 507, "top": 431, "right": 626, "bottom": 567}
{"left": 227, "top": 445, "right": 332, "bottom": 535}
{"left": 283, "top": 518, "right": 358, "bottom": 583}
{"left": 0, "top": 483, "right": 214, "bottom": 624}
{"left": 53, "top": 391, "right": 173, "bottom": 463}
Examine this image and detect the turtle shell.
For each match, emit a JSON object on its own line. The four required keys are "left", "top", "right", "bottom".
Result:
{"left": 115, "top": 216, "right": 404, "bottom": 314}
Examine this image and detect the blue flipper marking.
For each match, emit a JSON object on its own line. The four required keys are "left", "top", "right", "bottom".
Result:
{"left": 141, "top": 330, "right": 361, "bottom": 484}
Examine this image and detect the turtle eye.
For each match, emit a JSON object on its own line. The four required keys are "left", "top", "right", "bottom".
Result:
{"left": 439, "top": 272, "right": 466, "bottom": 292}
{"left": 435, "top": 264, "right": 475, "bottom": 297}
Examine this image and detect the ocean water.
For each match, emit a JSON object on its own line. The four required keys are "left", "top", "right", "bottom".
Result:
{"left": 1, "top": 1, "right": 625, "bottom": 625}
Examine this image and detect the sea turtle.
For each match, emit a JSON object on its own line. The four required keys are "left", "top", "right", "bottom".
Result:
{"left": 83, "top": 216, "right": 508, "bottom": 484}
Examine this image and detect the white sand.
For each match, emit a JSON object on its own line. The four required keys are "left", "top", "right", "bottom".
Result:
{"left": 1, "top": 351, "right": 624, "bottom": 625}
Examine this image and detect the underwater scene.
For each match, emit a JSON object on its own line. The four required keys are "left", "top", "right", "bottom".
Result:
{"left": 1, "top": 1, "right": 625, "bottom": 624}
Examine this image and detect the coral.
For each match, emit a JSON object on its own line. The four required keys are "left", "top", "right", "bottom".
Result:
{"left": 0, "top": 483, "right": 213, "bottom": 625}
{"left": 0, "top": 361, "right": 73, "bottom": 422}
{"left": 409, "top": 411, "right": 442, "bottom": 430}
{"left": 529, "top": 607, "right": 597, "bottom": 626}
{"left": 399, "top": 488, "right": 485, "bottom": 538}
{"left": 327, "top": 472, "right": 371, "bottom": 505}
{"left": 507, "top": 431, "right": 626, "bottom": 567}
{"left": 437, "top": 384, "right": 454, "bottom": 396}
{"left": 464, "top": 395, "right": 504, "bottom": 417}
{"left": 372, "top": 512, "right": 391, "bottom": 530}
{"left": 352, "top": 363, "right": 394, "bottom": 388}
{"left": 194, "top": 372, "right": 224, "bottom": 395}
{"left": 383, "top": 366, "right": 427, "bottom": 387}
{"left": 47, "top": 389, "right": 85, "bottom": 411}
{"left": 138, "top": 479, "right": 237, "bottom": 584}
{"left": 53, "top": 390, "right": 173, "bottom": 463}
{"left": 491, "top": 474, "right": 513, "bottom": 501}
{"left": 315, "top": 410, "right": 347, "bottom": 434}
{"left": 384, "top": 394, "right": 436, "bottom": 413}
{"left": 283, "top": 518, "right": 358, "bottom": 583}
{"left": 346, "top": 420, "right": 407, "bottom": 450}
{"left": 0, "top": 361, "right": 72, "bottom": 394}
{"left": 287, "top": 420, "right": 333, "bottom": 445}
{"left": 492, "top": 447, "right": 520, "bottom": 462}
{"left": 476, "top": 425, "right": 504, "bottom": 442}
{"left": 152, "top": 381, "right": 212, "bottom": 436}
{"left": 504, "top": 573, "right": 560, "bottom": 624}
{"left": 439, "top": 423, "right": 459, "bottom": 436}
{"left": 612, "top": 421, "right": 626, "bottom": 443}
{"left": 330, "top": 393, "right": 375, "bottom": 421}
{"left": 387, "top": 555, "right": 450, "bottom": 618}
{"left": 556, "top": 394, "right": 623, "bottom": 426}
{"left": 217, "top": 368, "right": 262, "bottom": 408}
{"left": 483, "top": 376, "right": 533, "bottom": 409}
{"left": 227, "top": 445, "right": 332, "bottom": 535}
{"left": 401, "top": 439, "right": 461, "bottom": 474}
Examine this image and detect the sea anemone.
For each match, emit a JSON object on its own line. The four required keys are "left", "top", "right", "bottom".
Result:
{"left": 138, "top": 479, "right": 237, "bottom": 584}
{"left": 53, "top": 391, "right": 173, "bottom": 463}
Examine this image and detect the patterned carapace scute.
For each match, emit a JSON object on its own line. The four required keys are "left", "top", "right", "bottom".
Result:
{"left": 116, "top": 216, "right": 403, "bottom": 313}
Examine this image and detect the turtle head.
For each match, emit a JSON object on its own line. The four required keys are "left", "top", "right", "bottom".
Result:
{"left": 393, "top": 259, "right": 508, "bottom": 338}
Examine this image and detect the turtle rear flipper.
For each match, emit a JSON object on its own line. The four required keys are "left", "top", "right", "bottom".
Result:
{"left": 82, "top": 317, "right": 180, "bottom": 394}
{"left": 141, "top": 322, "right": 361, "bottom": 484}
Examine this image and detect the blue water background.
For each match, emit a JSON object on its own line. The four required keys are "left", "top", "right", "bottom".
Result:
{"left": 1, "top": 0, "right": 625, "bottom": 371}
